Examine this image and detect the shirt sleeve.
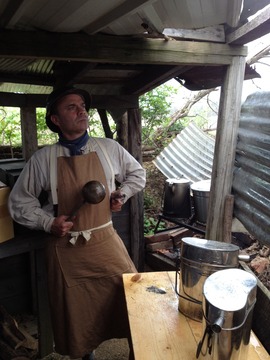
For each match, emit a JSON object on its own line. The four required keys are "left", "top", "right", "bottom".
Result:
{"left": 96, "top": 138, "right": 146, "bottom": 201}
{"left": 8, "top": 149, "right": 55, "bottom": 233}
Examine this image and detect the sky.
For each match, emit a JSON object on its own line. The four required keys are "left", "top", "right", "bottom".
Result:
{"left": 241, "top": 32, "right": 270, "bottom": 102}
{"left": 166, "top": 32, "right": 270, "bottom": 128}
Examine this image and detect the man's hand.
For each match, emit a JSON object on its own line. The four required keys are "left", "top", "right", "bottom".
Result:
{"left": 110, "top": 190, "right": 125, "bottom": 212}
{"left": 51, "top": 215, "right": 74, "bottom": 237}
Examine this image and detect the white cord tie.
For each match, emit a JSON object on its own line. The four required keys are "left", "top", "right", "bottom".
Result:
{"left": 69, "top": 220, "right": 112, "bottom": 245}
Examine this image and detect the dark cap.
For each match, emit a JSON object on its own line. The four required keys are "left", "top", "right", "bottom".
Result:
{"left": 45, "top": 86, "right": 91, "bottom": 133}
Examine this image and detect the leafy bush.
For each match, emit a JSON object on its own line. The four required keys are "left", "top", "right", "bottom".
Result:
{"left": 144, "top": 215, "right": 166, "bottom": 235}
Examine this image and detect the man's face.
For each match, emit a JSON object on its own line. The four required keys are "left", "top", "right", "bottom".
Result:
{"left": 50, "top": 94, "right": 89, "bottom": 139}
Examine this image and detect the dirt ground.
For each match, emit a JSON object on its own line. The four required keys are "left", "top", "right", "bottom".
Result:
{"left": 42, "top": 338, "right": 130, "bottom": 360}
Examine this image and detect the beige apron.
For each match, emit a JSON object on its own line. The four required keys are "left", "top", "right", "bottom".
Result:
{"left": 46, "top": 152, "right": 136, "bottom": 358}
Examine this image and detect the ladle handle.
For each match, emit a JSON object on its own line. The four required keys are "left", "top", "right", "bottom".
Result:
{"left": 66, "top": 200, "right": 86, "bottom": 221}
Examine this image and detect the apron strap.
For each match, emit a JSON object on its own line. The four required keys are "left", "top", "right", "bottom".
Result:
{"left": 50, "top": 138, "right": 115, "bottom": 205}
{"left": 50, "top": 144, "right": 64, "bottom": 205}
{"left": 93, "top": 138, "right": 115, "bottom": 190}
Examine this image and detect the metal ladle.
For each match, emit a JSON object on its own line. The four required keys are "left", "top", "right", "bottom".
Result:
{"left": 67, "top": 180, "right": 106, "bottom": 220}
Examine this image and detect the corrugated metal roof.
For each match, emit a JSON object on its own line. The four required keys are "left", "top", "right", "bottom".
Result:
{"left": 233, "top": 91, "right": 270, "bottom": 246}
{"left": 4, "top": 0, "right": 243, "bottom": 34}
{"left": 0, "top": 0, "right": 265, "bottom": 97}
{"left": 153, "top": 122, "right": 215, "bottom": 182}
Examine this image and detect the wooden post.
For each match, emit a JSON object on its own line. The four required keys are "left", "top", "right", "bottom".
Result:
{"left": 115, "top": 111, "right": 128, "bottom": 150}
{"left": 20, "top": 107, "right": 38, "bottom": 161}
{"left": 34, "top": 248, "right": 54, "bottom": 357}
{"left": 223, "top": 194, "right": 234, "bottom": 243}
{"left": 206, "top": 56, "right": 246, "bottom": 241}
{"left": 128, "top": 108, "right": 145, "bottom": 271}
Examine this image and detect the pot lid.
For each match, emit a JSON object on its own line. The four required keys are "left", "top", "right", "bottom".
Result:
{"left": 166, "top": 178, "right": 190, "bottom": 184}
{"left": 181, "top": 237, "right": 239, "bottom": 265}
{"left": 203, "top": 268, "right": 257, "bottom": 312}
{"left": 190, "top": 179, "right": 211, "bottom": 191}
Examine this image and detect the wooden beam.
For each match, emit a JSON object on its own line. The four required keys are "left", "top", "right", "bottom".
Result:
{"left": 240, "top": 0, "right": 270, "bottom": 24}
{"left": 91, "top": 95, "right": 139, "bottom": 109}
{"left": 126, "top": 65, "right": 193, "bottom": 95}
{"left": 205, "top": 56, "right": 246, "bottom": 241}
{"left": 0, "top": 92, "right": 47, "bottom": 107}
{"left": 0, "top": 0, "right": 24, "bottom": 27}
{"left": 0, "top": 91, "right": 138, "bottom": 109}
{"left": 0, "top": 73, "right": 53, "bottom": 86}
{"left": 163, "top": 25, "right": 225, "bottom": 43}
{"left": 0, "top": 30, "right": 247, "bottom": 66}
{"left": 227, "top": 5, "right": 270, "bottom": 45}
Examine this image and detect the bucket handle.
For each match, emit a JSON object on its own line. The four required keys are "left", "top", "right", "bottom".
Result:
{"left": 196, "top": 301, "right": 257, "bottom": 358}
{"left": 174, "top": 253, "right": 201, "bottom": 305}
{"left": 196, "top": 324, "right": 213, "bottom": 358}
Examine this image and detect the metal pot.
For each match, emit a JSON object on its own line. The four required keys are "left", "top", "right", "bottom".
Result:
{"left": 197, "top": 268, "right": 257, "bottom": 360}
{"left": 176, "top": 237, "right": 241, "bottom": 321}
{"left": 163, "top": 178, "right": 191, "bottom": 218}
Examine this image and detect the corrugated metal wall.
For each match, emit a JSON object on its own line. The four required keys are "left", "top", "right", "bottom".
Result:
{"left": 153, "top": 122, "right": 214, "bottom": 182}
{"left": 233, "top": 91, "right": 270, "bottom": 246}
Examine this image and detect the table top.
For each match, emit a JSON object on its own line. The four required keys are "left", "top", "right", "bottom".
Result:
{"left": 123, "top": 271, "right": 269, "bottom": 360}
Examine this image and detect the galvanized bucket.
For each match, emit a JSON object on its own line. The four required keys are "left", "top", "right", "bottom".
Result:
{"left": 190, "top": 179, "right": 211, "bottom": 224}
{"left": 196, "top": 268, "right": 257, "bottom": 360}
{"left": 176, "top": 237, "right": 239, "bottom": 321}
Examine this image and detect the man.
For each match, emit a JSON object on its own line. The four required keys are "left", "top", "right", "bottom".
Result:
{"left": 8, "top": 87, "right": 146, "bottom": 360}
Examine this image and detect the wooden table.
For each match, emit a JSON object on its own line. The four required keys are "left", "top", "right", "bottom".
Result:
{"left": 123, "top": 271, "right": 269, "bottom": 360}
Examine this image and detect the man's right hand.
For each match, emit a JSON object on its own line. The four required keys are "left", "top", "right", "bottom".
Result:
{"left": 50, "top": 215, "right": 74, "bottom": 237}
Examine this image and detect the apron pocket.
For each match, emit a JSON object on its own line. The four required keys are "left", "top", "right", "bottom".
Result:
{"left": 56, "top": 226, "right": 134, "bottom": 287}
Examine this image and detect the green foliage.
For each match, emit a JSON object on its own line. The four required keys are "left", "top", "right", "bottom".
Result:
{"left": 36, "top": 108, "right": 58, "bottom": 145}
{"left": 144, "top": 215, "right": 166, "bottom": 235}
{"left": 0, "top": 107, "right": 109, "bottom": 148}
{"left": 139, "top": 83, "right": 177, "bottom": 146}
{"left": 0, "top": 107, "right": 21, "bottom": 146}
{"left": 143, "top": 192, "right": 155, "bottom": 209}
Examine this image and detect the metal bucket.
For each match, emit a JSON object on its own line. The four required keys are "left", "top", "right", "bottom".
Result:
{"left": 197, "top": 268, "right": 257, "bottom": 360}
{"left": 190, "top": 179, "right": 211, "bottom": 224}
{"left": 163, "top": 178, "right": 191, "bottom": 218}
{"left": 177, "top": 237, "right": 239, "bottom": 321}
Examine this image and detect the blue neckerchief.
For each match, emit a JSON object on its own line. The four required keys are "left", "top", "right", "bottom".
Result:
{"left": 58, "top": 131, "right": 90, "bottom": 156}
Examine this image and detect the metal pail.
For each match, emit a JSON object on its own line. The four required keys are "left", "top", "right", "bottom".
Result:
{"left": 163, "top": 178, "right": 191, "bottom": 218}
{"left": 197, "top": 268, "right": 257, "bottom": 360}
{"left": 177, "top": 237, "right": 239, "bottom": 321}
{"left": 190, "top": 180, "right": 211, "bottom": 224}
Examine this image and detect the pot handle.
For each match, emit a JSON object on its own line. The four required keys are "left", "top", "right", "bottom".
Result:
{"left": 238, "top": 254, "right": 250, "bottom": 262}
{"left": 168, "top": 182, "right": 175, "bottom": 193}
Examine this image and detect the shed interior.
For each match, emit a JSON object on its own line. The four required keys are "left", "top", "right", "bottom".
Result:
{"left": 0, "top": 0, "right": 270, "bottom": 357}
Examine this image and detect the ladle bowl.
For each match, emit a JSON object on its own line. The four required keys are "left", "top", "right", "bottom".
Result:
{"left": 82, "top": 180, "right": 106, "bottom": 204}
{"left": 67, "top": 180, "right": 106, "bottom": 220}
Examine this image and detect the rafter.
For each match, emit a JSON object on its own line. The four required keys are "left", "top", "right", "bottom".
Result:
{"left": 0, "top": 30, "right": 247, "bottom": 66}
{"left": 83, "top": 0, "right": 157, "bottom": 34}
{"left": 227, "top": 4, "right": 270, "bottom": 44}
